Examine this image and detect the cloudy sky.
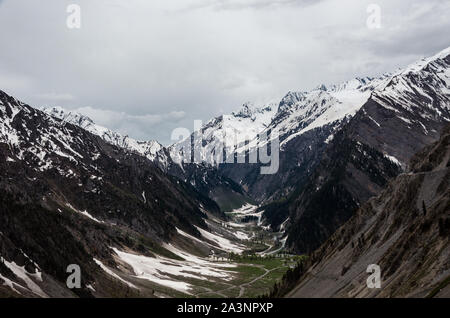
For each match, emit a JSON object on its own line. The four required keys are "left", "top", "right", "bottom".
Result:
{"left": 0, "top": 0, "right": 449, "bottom": 144}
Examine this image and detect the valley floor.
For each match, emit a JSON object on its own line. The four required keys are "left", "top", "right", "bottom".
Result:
{"left": 101, "top": 204, "right": 301, "bottom": 298}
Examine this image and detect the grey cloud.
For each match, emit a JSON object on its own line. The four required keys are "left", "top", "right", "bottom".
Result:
{"left": 35, "top": 92, "right": 75, "bottom": 102}
{"left": 178, "top": 0, "right": 320, "bottom": 12}
{"left": 0, "top": 0, "right": 448, "bottom": 144}
{"left": 327, "top": 1, "right": 450, "bottom": 58}
{"left": 75, "top": 106, "right": 187, "bottom": 141}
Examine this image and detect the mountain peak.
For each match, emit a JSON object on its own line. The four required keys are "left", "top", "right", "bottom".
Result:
{"left": 398, "top": 46, "right": 450, "bottom": 75}
{"left": 231, "top": 101, "right": 275, "bottom": 120}
{"left": 42, "top": 106, "right": 164, "bottom": 162}
{"left": 42, "top": 106, "right": 95, "bottom": 128}
{"left": 233, "top": 102, "right": 254, "bottom": 118}
{"left": 278, "top": 91, "right": 306, "bottom": 112}
{"left": 314, "top": 84, "right": 328, "bottom": 92}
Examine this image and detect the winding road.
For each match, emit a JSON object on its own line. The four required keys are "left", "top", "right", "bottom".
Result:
{"left": 194, "top": 264, "right": 284, "bottom": 298}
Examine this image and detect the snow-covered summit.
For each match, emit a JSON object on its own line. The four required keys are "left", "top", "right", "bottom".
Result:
{"left": 42, "top": 106, "right": 165, "bottom": 163}
{"left": 372, "top": 46, "right": 450, "bottom": 118}
{"left": 231, "top": 102, "right": 276, "bottom": 120}
{"left": 170, "top": 47, "right": 450, "bottom": 165}
{"left": 267, "top": 46, "right": 450, "bottom": 148}
{"left": 397, "top": 46, "right": 450, "bottom": 76}
{"left": 169, "top": 101, "right": 277, "bottom": 165}
{"left": 278, "top": 91, "right": 306, "bottom": 112}
{"left": 268, "top": 74, "right": 392, "bottom": 147}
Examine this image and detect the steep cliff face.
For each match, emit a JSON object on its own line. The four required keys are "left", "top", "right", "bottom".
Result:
{"left": 288, "top": 124, "right": 450, "bottom": 298}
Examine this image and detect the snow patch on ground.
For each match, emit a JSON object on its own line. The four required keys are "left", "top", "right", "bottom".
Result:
{"left": 111, "top": 245, "right": 237, "bottom": 294}
{"left": 94, "top": 258, "right": 138, "bottom": 289}
{"left": 385, "top": 154, "right": 402, "bottom": 166}
{"left": 66, "top": 203, "right": 104, "bottom": 223}
{"left": 324, "top": 134, "right": 334, "bottom": 144}
{"left": 234, "top": 231, "right": 251, "bottom": 240}
{"left": 3, "top": 260, "right": 47, "bottom": 297}
{"left": 86, "top": 284, "right": 96, "bottom": 292}
{"left": 195, "top": 226, "right": 246, "bottom": 254}
{"left": 0, "top": 272, "right": 27, "bottom": 295}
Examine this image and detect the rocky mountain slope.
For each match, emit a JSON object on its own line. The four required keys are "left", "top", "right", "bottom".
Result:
{"left": 287, "top": 124, "right": 450, "bottom": 298}
{"left": 0, "top": 89, "right": 242, "bottom": 297}
{"left": 42, "top": 106, "right": 168, "bottom": 167}
{"left": 2, "top": 45, "right": 449, "bottom": 298}
{"left": 42, "top": 106, "right": 249, "bottom": 212}
{"left": 220, "top": 75, "right": 391, "bottom": 203}
{"left": 283, "top": 47, "right": 450, "bottom": 254}
{"left": 170, "top": 74, "right": 393, "bottom": 204}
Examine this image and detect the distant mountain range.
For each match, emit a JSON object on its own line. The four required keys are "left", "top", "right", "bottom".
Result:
{"left": 1, "top": 46, "right": 449, "bottom": 298}
{"left": 42, "top": 106, "right": 166, "bottom": 165}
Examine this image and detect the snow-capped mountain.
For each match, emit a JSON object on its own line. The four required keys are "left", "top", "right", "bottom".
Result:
{"left": 215, "top": 75, "right": 393, "bottom": 202}
{"left": 168, "top": 74, "right": 392, "bottom": 204}
{"left": 1, "top": 45, "right": 449, "bottom": 299}
{"left": 214, "top": 48, "right": 450, "bottom": 205}
{"left": 38, "top": 47, "right": 450, "bottom": 208}
{"left": 42, "top": 106, "right": 167, "bottom": 166}
{"left": 371, "top": 47, "right": 450, "bottom": 143}
{"left": 40, "top": 107, "right": 249, "bottom": 212}
{"left": 257, "top": 74, "right": 392, "bottom": 149}
{"left": 0, "top": 90, "right": 218, "bottom": 227}
{"left": 191, "top": 46, "right": 449, "bottom": 164}
{"left": 170, "top": 75, "right": 389, "bottom": 167}
{"left": 284, "top": 46, "right": 450, "bottom": 254}
{"left": 169, "top": 102, "right": 277, "bottom": 165}
{"left": 0, "top": 93, "right": 95, "bottom": 172}
{"left": 0, "top": 88, "right": 233, "bottom": 297}
{"left": 353, "top": 47, "right": 450, "bottom": 167}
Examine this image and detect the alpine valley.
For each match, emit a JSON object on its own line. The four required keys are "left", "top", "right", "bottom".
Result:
{"left": 0, "top": 47, "right": 449, "bottom": 298}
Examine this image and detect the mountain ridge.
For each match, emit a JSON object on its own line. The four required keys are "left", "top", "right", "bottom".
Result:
{"left": 287, "top": 123, "right": 450, "bottom": 298}
{"left": 283, "top": 47, "right": 450, "bottom": 254}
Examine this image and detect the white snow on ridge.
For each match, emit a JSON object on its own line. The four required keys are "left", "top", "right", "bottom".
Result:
{"left": 368, "top": 116, "right": 381, "bottom": 127}
{"left": 398, "top": 46, "right": 450, "bottom": 76}
{"left": 277, "top": 78, "right": 382, "bottom": 147}
{"left": 169, "top": 103, "right": 276, "bottom": 166}
{"left": 169, "top": 47, "right": 450, "bottom": 165}
{"left": 372, "top": 46, "right": 450, "bottom": 116}
{"left": 43, "top": 106, "right": 165, "bottom": 163}
{"left": 175, "top": 227, "right": 235, "bottom": 253}
{"left": 280, "top": 217, "right": 290, "bottom": 232}
{"left": 226, "top": 221, "right": 247, "bottom": 228}
{"left": 228, "top": 204, "right": 263, "bottom": 224}
{"left": 92, "top": 224, "right": 246, "bottom": 296}
{"left": 228, "top": 203, "right": 258, "bottom": 215}
{"left": 324, "top": 134, "right": 334, "bottom": 144}
{"left": 0, "top": 100, "right": 97, "bottom": 172}
{"left": 168, "top": 74, "right": 389, "bottom": 164}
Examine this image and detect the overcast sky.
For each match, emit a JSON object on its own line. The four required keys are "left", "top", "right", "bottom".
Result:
{"left": 0, "top": 0, "right": 449, "bottom": 144}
